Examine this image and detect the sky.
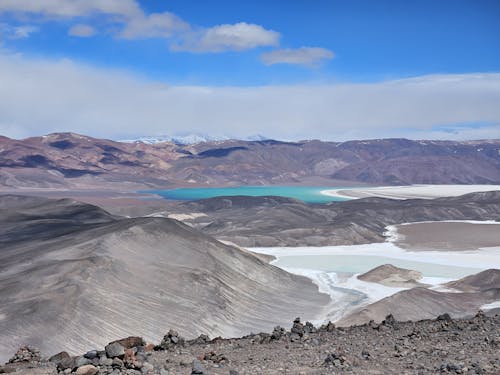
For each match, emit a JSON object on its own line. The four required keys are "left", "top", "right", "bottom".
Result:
{"left": 0, "top": 0, "right": 499, "bottom": 141}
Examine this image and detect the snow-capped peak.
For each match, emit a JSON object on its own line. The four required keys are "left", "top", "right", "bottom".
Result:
{"left": 119, "top": 133, "right": 270, "bottom": 145}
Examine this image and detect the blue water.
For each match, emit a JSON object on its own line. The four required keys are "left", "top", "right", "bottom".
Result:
{"left": 147, "top": 186, "right": 354, "bottom": 204}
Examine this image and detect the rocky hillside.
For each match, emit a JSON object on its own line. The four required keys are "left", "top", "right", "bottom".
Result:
{"left": 1, "top": 133, "right": 499, "bottom": 188}
{"left": 1, "top": 313, "right": 498, "bottom": 374}
{"left": 0, "top": 196, "right": 328, "bottom": 363}
{"left": 171, "top": 191, "right": 500, "bottom": 247}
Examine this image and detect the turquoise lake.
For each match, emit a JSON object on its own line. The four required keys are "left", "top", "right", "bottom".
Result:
{"left": 147, "top": 186, "right": 354, "bottom": 203}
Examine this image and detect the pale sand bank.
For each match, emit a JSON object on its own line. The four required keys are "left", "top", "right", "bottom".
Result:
{"left": 251, "top": 222, "right": 500, "bottom": 323}
{"left": 386, "top": 221, "right": 500, "bottom": 251}
{"left": 322, "top": 184, "right": 500, "bottom": 200}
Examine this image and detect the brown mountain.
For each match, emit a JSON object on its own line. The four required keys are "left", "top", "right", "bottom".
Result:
{"left": 1, "top": 133, "right": 499, "bottom": 188}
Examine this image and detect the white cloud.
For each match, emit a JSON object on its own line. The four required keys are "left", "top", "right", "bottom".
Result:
{"left": 0, "top": 23, "right": 38, "bottom": 39}
{"left": 0, "top": 0, "right": 141, "bottom": 19}
{"left": 68, "top": 24, "right": 96, "bottom": 37}
{"left": 1, "top": 52, "right": 499, "bottom": 141}
{"left": 261, "top": 47, "right": 334, "bottom": 67}
{"left": 172, "top": 22, "right": 280, "bottom": 52}
{"left": 0, "top": 1, "right": 280, "bottom": 54}
{"left": 119, "top": 12, "right": 190, "bottom": 39}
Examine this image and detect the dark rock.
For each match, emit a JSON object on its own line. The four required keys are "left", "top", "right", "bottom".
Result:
{"left": 99, "top": 356, "right": 113, "bottom": 366}
{"left": 271, "top": 326, "right": 286, "bottom": 340}
{"left": 75, "top": 356, "right": 91, "bottom": 367}
{"left": 291, "top": 317, "right": 305, "bottom": 336}
{"left": 437, "top": 313, "right": 452, "bottom": 322}
{"left": 324, "top": 352, "right": 347, "bottom": 367}
{"left": 111, "top": 337, "right": 146, "bottom": 350}
{"left": 112, "top": 357, "right": 124, "bottom": 368}
{"left": 83, "top": 350, "right": 98, "bottom": 359}
{"left": 190, "top": 334, "right": 210, "bottom": 345}
{"left": 140, "top": 362, "right": 154, "bottom": 374}
{"left": 304, "top": 321, "right": 316, "bottom": 334}
{"left": 361, "top": 350, "right": 371, "bottom": 360}
{"left": 160, "top": 329, "right": 185, "bottom": 350}
{"left": 320, "top": 321, "right": 336, "bottom": 332}
{"left": 191, "top": 359, "right": 208, "bottom": 374}
{"left": 382, "top": 314, "right": 397, "bottom": 326}
{"left": 203, "top": 351, "right": 227, "bottom": 364}
{"left": 106, "top": 342, "right": 125, "bottom": 358}
{"left": 48, "top": 351, "right": 70, "bottom": 365}
{"left": 56, "top": 356, "right": 77, "bottom": 371}
{"left": 229, "top": 370, "right": 239, "bottom": 375}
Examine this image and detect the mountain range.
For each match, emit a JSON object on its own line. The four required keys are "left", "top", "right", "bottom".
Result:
{"left": 1, "top": 133, "right": 499, "bottom": 189}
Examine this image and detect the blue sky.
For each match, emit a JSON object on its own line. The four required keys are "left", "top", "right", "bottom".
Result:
{"left": 0, "top": 0, "right": 499, "bottom": 140}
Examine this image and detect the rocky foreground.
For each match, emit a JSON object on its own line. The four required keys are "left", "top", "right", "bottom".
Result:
{"left": 1, "top": 312, "right": 498, "bottom": 375}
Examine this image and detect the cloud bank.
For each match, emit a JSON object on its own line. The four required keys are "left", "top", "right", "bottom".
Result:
{"left": 0, "top": 52, "right": 499, "bottom": 141}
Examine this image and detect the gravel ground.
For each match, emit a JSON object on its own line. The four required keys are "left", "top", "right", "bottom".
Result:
{"left": 2, "top": 312, "right": 499, "bottom": 374}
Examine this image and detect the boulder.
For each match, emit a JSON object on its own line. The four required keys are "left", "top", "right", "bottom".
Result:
{"left": 191, "top": 359, "right": 208, "bottom": 375}
{"left": 75, "top": 364, "right": 98, "bottom": 375}
{"left": 105, "top": 342, "right": 125, "bottom": 358}
{"left": 48, "top": 351, "right": 70, "bottom": 365}
{"left": 111, "top": 337, "right": 146, "bottom": 350}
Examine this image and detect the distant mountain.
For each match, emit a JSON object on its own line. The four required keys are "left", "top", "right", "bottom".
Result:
{"left": 0, "top": 133, "right": 499, "bottom": 188}
{"left": 120, "top": 133, "right": 269, "bottom": 145}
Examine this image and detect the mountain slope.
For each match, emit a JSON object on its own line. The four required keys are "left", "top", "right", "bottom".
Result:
{"left": 171, "top": 191, "right": 500, "bottom": 247}
{"left": 0, "top": 195, "right": 328, "bottom": 362}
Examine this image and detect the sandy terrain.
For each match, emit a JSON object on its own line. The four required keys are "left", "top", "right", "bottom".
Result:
{"left": 389, "top": 221, "right": 500, "bottom": 251}
{"left": 323, "top": 184, "right": 500, "bottom": 199}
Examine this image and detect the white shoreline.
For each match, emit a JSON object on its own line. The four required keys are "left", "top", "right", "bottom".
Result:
{"left": 384, "top": 220, "right": 500, "bottom": 243}
{"left": 321, "top": 184, "right": 500, "bottom": 200}
{"left": 250, "top": 222, "right": 500, "bottom": 323}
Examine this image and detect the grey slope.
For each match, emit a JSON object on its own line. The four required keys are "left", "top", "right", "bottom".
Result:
{"left": 0, "top": 195, "right": 328, "bottom": 362}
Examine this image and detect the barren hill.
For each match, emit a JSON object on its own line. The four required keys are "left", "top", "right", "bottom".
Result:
{"left": 171, "top": 191, "right": 500, "bottom": 247}
{"left": 0, "top": 195, "right": 328, "bottom": 362}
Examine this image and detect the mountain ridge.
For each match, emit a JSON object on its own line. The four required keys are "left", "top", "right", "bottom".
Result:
{"left": 1, "top": 133, "right": 499, "bottom": 188}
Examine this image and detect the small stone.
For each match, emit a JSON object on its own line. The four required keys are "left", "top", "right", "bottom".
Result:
{"left": 106, "top": 342, "right": 125, "bottom": 358}
{"left": 160, "top": 329, "right": 185, "bottom": 350}
{"left": 112, "top": 337, "right": 146, "bottom": 349}
{"left": 229, "top": 370, "right": 239, "bottom": 375}
{"left": 271, "top": 326, "right": 285, "bottom": 340}
{"left": 84, "top": 350, "right": 98, "bottom": 359}
{"left": 75, "top": 364, "right": 98, "bottom": 375}
{"left": 361, "top": 350, "right": 371, "bottom": 360}
{"left": 49, "top": 351, "right": 70, "bottom": 365}
{"left": 382, "top": 314, "right": 397, "bottom": 326}
{"left": 100, "top": 356, "right": 113, "bottom": 366}
{"left": 191, "top": 359, "right": 208, "bottom": 374}
{"left": 112, "top": 357, "right": 124, "bottom": 368}
{"left": 75, "top": 356, "right": 91, "bottom": 367}
{"left": 437, "top": 313, "right": 452, "bottom": 321}
{"left": 159, "top": 368, "right": 169, "bottom": 375}
{"left": 141, "top": 362, "right": 154, "bottom": 374}
{"left": 8, "top": 346, "right": 41, "bottom": 363}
